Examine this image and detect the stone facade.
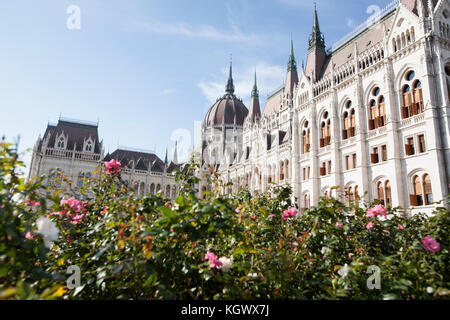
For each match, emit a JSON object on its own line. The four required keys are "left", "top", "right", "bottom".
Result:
{"left": 201, "top": 0, "right": 450, "bottom": 215}
{"left": 28, "top": 118, "right": 181, "bottom": 199}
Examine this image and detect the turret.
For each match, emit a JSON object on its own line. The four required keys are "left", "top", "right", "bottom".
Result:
{"left": 248, "top": 71, "right": 261, "bottom": 122}
{"left": 304, "top": 4, "right": 327, "bottom": 82}
{"left": 285, "top": 37, "right": 299, "bottom": 97}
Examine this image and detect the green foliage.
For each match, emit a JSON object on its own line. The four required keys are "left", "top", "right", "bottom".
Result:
{"left": 0, "top": 140, "right": 449, "bottom": 299}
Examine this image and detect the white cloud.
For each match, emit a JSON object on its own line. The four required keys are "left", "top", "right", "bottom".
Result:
{"left": 276, "top": 0, "right": 311, "bottom": 8}
{"left": 198, "top": 62, "right": 285, "bottom": 106}
{"left": 131, "top": 20, "right": 268, "bottom": 45}
{"left": 162, "top": 89, "right": 175, "bottom": 95}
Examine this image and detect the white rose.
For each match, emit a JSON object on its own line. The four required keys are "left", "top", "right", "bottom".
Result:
{"left": 247, "top": 272, "right": 258, "bottom": 279}
{"left": 218, "top": 257, "right": 233, "bottom": 272}
{"left": 36, "top": 216, "right": 59, "bottom": 248}
{"left": 337, "top": 264, "right": 350, "bottom": 278}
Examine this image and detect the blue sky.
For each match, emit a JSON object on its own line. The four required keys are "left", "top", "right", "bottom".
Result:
{"left": 0, "top": 0, "right": 393, "bottom": 167}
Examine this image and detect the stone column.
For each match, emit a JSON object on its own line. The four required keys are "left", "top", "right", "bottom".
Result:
{"left": 310, "top": 101, "right": 320, "bottom": 205}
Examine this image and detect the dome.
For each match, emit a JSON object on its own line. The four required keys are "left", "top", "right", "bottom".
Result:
{"left": 204, "top": 93, "right": 248, "bottom": 127}
{"left": 203, "top": 61, "right": 249, "bottom": 127}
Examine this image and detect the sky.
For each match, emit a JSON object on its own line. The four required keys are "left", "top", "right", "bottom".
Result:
{"left": 0, "top": 0, "right": 394, "bottom": 168}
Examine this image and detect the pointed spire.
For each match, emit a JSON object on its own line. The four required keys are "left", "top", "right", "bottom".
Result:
{"left": 308, "top": 3, "right": 325, "bottom": 51}
{"left": 288, "top": 35, "right": 297, "bottom": 71}
{"left": 251, "top": 70, "right": 259, "bottom": 98}
{"left": 313, "top": 2, "right": 319, "bottom": 31}
{"left": 249, "top": 70, "right": 261, "bottom": 122}
{"left": 285, "top": 37, "right": 299, "bottom": 97}
{"left": 225, "top": 55, "right": 235, "bottom": 95}
{"left": 305, "top": 3, "right": 326, "bottom": 82}
{"left": 173, "top": 141, "right": 178, "bottom": 165}
{"left": 164, "top": 147, "right": 168, "bottom": 164}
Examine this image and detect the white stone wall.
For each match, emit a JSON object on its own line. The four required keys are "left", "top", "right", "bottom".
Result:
{"left": 212, "top": 3, "right": 450, "bottom": 216}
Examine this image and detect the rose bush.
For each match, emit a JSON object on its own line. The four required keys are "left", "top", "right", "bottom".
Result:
{"left": 0, "top": 140, "right": 448, "bottom": 299}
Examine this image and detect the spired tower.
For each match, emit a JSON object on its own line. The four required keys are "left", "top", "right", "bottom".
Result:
{"left": 202, "top": 60, "right": 249, "bottom": 167}
{"left": 248, "top": 71, "right": 261, "bottom": 123}
{"left": 304, "top": 4, "right": 326, "bottom": 82}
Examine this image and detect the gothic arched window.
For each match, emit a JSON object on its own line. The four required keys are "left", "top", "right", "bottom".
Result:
{"left": 401, "top": 70, "right": 424, "bottom": 119}
{"left": 342, "top": 101, "right": 356, "bottom": 139}
{"left": 368, "top": 87, "right": 385, "bottom": 130}
{"left": 57, "top": 136, "right": 65, "bottom": 149}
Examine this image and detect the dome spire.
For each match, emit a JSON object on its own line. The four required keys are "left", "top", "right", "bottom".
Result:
{"left": 225, "top": 55, "right": 235, "bottom": 95}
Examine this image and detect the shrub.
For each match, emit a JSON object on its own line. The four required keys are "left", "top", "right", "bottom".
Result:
{"left": 0, "top": 140, "right": 448, "bottom": 299}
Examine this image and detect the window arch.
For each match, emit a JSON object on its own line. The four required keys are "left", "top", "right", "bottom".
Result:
{"left": 401, "top": 70, "right": 424, "bottom": 119}
{"left": 408, "top": 172, "right": 433, "bottom": 207}
{"left": 140, "top": 182, "right": 145, "bottom": 196}
{"left": 344, "top": 184, "right": 358, "bottom": 205}
{"left": 385, "top": 181, "right": 392, "bottom": 207}
{"left": 320, "top": 112, "right": 331, "bottom": 147}
{"left": 303, "top": 193, "right": 311, "bottom": 213}
{"left": 411, "top": 175, "right": 423, "bottom": 206}
{"left": 85, "top": 140, "right": 93, "bottom": 152}
{"left": 302, "top": 121, "right": 310, "bottom": 154}
{"left": 342, "top": 100, "right": 356, "bottom": 139}
{"left": 368, "top": 87, "right": 386, "bottom": 130}
{"left": 377, "top": 181, "right": 385, "bottom": 205}
{"left": 56, "top": 136, "right": 66, "bottom": 149}
{"left": 373, "top": 178, "right": 391, "bottom": 206}
{"left": 166, "top": 185, "right": 171, "bottom": 197}
{"left": 285, "top": 160, "right": 289, "bottom": 180}
{"left": 279, "top": 162, "right": 284, "bottom": 181}
{"left": 423, "top": 174, "right": 433, "bottom": 205}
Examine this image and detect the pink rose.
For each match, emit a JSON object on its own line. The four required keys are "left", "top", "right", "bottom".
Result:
{"left": 25, "top": 199, "right": 40, "bottom": 207}
{"left": 235, "top": 206, "right": 242, "bottom": 213}
{"left": 251, "top": 216, "right": 257, "bottom": 221}
{"left": 268, "top": 214, "right": 276, "bottom": 218}
{"left": 398, "top": 224, "right": 404, "bottom": 230}
{"left": 164, "top": 202, "right": 171, "bottom": 207}
{"left": 60, "top": 197, "right": 84, "bottom": 213}
{"left": 70, "top": 214, "right": 84, "bottom": 225}
{"left": 422, "top": 236, "right": 440, "bottom": 253}
{"left": 285, "top": 207, "right": 298, "bottom": 217}
{"left": 366, "top": 204, "right": 387, "bottom": 218}
{"left": 366, "top": 222, "right": 375, "bottom": 230}
{"left": 104, "top": 159, "right": 121, "bottom": 174}
{"left": 101, "top": 206, "right": 108, "bottom": 215}
{"left": 282, "top": 207, "right": 297, "bottom": 220}
{"left": 204, "top": 251, "right": 223, "bottom": 268}
{"left": 25, "top": 231, "right": 33, "bottom": 240}
{"left": 336, "top": 222, "right": 343, "bottom": 227}
{"left": 383, "top": 230, "right": 389, "bottom": 233}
